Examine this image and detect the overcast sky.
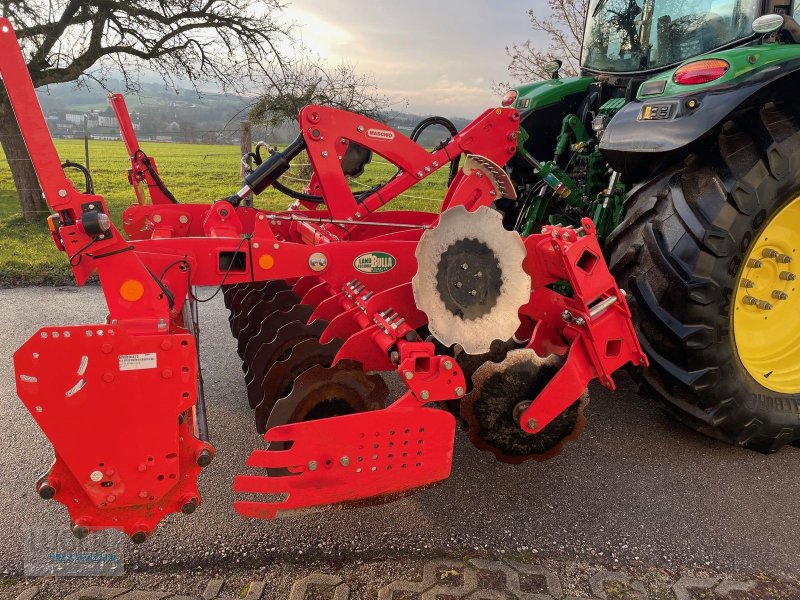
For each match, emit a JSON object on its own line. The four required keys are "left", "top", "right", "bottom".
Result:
{"left": 281, "top": 1, "right": 547, "bottom": 118}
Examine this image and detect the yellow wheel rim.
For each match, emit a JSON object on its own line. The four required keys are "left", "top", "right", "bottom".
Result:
{"left": 733, "top": 196, "right": 800, "bottom": 393}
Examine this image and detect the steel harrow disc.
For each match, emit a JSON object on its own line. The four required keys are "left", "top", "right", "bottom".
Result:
{"left": 241, "top": 304, "right": 314, "bottom": 370}
{"left": 228, "top": 282, "right": 268, "bottom": 317}
{"left": 235, "top": 289, "right": 300, "bottom": 352}
{"left": 254, "top": 337, "right": 345, "bottom": 434}
{"left": 459, "top": 349, "right": 589, "bottom": 464}
{"left": 261, "top": 360, "right": 387, "bottom": 476}
{"left": 244, "top": 319, "right": 328, "bottom": 409}
{"left": 230, "top": 280, "right": 291, "bottom": 336}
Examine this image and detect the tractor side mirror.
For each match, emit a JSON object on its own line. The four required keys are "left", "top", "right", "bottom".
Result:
{"left": 752, "top": 13, "right": 785, "bottom": 34}
{"left": 753, "top": 13, "right": 800, "bottom": 43}
{"left": 544, "top": 59, "right": 563, "bottom": 80}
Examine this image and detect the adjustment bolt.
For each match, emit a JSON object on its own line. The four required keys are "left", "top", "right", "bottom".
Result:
{"left": 443, "top": 360, "right": 453, "bottom": 370}
{"left": 780, "top": 271, "right": 797, "bottom": 281}
{"left": 340, "top": 456, "right": 350, "bottom": 467}
{"left": 748, "top": 259, "right": 764, "bottom": 268}
{"left": 454, "top": 386, "right": 465, "bottom": 397}
{"left": 307, "top": 460, "right": 318, "bottom": 471}
{"left": 743, "top": 295, "right": 773, "bottom": 310}
{"left": 762, "top": 248, "right": 779, "bottom": 259}
{"left": 420, "top": 390, "right": 430, "bottom": 401}
{"left": 772, "top": 290, "right": 789, "bottom": 300}
{"left": 741, "top": 279, "right": 755, "bottom": 289}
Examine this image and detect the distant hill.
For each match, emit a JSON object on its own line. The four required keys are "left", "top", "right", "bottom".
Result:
{"left": 34, "top": 79, "right": 470, "bottom": 147}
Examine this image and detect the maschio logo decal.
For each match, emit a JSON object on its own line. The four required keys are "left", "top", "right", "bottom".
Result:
{"left": 353, "top": 252, "right": 396, "bottom": 274}
{"left": 366, "top": 128, "right": 395, "bottom": 141}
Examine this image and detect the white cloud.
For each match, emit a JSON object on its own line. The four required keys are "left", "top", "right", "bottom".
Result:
{"left": 283, "top": 0, "right": 541, "bottom": 116}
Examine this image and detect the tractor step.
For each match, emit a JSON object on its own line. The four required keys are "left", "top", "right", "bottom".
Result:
{"left": 233, "top": 406, "right": 455, "bottom": 518}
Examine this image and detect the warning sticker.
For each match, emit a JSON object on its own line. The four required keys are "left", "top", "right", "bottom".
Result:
{"left": 118, "top": 352, "right": 158, "bottom": 371}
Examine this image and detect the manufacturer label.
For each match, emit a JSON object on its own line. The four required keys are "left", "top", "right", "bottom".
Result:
{"left": 118, "top": 352, "right": 157, "bottom": 371}
{"left": 353, "top": 252, "right": 396, "bottom": 274}
{"left": 366, "top": 128, "right": 395, "bottom": 141}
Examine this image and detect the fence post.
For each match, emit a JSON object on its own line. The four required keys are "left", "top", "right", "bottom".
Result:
{"left": 240, "top": 121, "right": 252, "bottom": 181}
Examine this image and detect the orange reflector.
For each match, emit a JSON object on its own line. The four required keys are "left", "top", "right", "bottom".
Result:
{"left": 120, "top": 280, "right": 145, "bottom": 302}
{"left": 673, "top": 59, "right": 729, "bottom": 86}
{"left": 258, "top": 254, "right": 275, "bottom": 270}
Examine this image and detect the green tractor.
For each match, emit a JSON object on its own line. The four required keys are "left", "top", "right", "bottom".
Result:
{"left": 502, "top": 0, "right": 800, "bottom": 453}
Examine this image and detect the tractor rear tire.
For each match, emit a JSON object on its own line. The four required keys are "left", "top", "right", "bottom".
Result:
{"left": 607, "top": 102, "right": 800, "bottom": 453}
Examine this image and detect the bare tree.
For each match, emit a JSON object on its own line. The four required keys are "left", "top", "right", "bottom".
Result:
{"left": 249, "top": 56, "right": 392, "bottom": 129}
{"left": 0, "top": 0, "right": 290, "bottom": 220}
{"left": 504, "top": 0, "right": 588, "bottom": 83}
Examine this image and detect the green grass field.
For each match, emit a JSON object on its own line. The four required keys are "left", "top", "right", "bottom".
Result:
{"left": 0, "top": 139, "right": 446, "bottom": 285}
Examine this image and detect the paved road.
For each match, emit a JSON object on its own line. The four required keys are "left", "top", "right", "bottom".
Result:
{"left": 1, "top": 286, "right": 798, "bottom": 579}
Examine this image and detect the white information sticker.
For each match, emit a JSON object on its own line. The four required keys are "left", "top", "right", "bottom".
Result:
{"left": 118, "top": 352, "right": 158, "bottom": 371}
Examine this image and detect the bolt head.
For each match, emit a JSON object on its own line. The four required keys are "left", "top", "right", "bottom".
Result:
{"left": 340, "top": 456, "right": 350, "bottom": 467}
{"left": 420, "top": 390, "right": 430, "bottom": 400}
{"left": 37, "top": 481, "right": 56, "bottom": 500}
{"left": 443, "top": 360, "right": 453, "bottom": 370}
{"left": 454, "top": 386, "right": 465, "bottom": 397}
{"left": 130, "top": 531, "right": 148, "bottom": 544}
{"left": 404, "top": 371, "right": 414, "bottom": 380}
{"left": 307, "top": 460, "right": 318, "bottom": 471}
{"left": 526, "top": 418, "right": 538, "bottom": 431}
{"left": 181, "top": 498, "right": 198, "bottom": 514}
{"left": 90, "top": 470, "right": 103, "bottom": 482}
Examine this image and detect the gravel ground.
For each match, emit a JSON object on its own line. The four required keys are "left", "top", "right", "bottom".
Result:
{"left": 1, "top": 285, "right": 798, "bottom": 581}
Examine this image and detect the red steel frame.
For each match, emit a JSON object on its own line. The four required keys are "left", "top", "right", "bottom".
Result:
{"left": 1, "top": 17, "right": 646, "bottom": 538}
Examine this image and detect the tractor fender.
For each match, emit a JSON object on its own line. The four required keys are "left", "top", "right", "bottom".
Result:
{"left": 599, "top": 56, "right": 800, "bottom": 176}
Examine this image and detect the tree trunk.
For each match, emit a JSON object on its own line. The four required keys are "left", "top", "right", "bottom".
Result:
{"left": 0, "top": 90, "right": 48, "bottom": 221}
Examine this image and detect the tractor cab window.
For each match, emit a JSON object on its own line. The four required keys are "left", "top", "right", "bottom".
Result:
{"left": 582, "top": 0, "right": 761, "bottom": 73}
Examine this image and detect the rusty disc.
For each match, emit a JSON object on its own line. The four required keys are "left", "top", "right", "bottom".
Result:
{"left": 237, "top": 290, "right": 302, "bottom": 357}
{"left": 244, "top": 319, "right": 328, "bottom": 409}
{"left": 241, "top": 304, "right": 314, "bottom": 373}
{"left": 459, "top": 349, "right": 589, "bottom": 464}
{"left": 230, "top": 280, "right": 290, "bottom": 336}
{"left": 254, "top": 337, "right": 345, "bottom": 433}
{"left": 265, "top": 361, "right": 387, "bottom": 433}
